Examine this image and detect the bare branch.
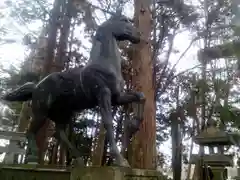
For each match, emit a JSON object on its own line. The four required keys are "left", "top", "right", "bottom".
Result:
{"left": 34, "top": 0, "right": 51, "bottom": 17}
{"left": 171, "top": 36, "right": 199, "bottom": 71}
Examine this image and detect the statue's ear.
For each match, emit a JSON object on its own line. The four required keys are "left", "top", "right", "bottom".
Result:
{"left": 95, "top": 28, "right": 105, "bottom": 41}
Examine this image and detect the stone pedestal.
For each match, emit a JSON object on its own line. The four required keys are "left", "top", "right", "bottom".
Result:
{"left": 71, "top": 167, "right": 162, "bottom": 180}
{"left": 0, "top": 165, "right": 163, "bottom": 180}
{"left": 189, "top": 154, "right": 233, "bottom": 167}
{"left": 0, "top": 131, "right": 26, "bottom": 164}
{"left": 190, "top": 126, "right": 238, "bottom": 180}
{"left": 0, "top": 164, "right": 70, "bottom": 180}
{"left": 234, "top": 167, "right": 240, "bottom": 180}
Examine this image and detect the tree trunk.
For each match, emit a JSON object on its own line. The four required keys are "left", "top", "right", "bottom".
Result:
{"left": 51, "top": 141, "right": 59, "bottom": 164}
{"left": 186, "top": 131, "right": 194, "bottom": 180}
{"left": 58, "top": 144, "right": 66, "bottom": 165}
{"left": 35, "top": 0, "right": 62, "bottom": 164}
{"left": 66, "top": 123, "right": 73, "bottom": 165}
{"left": 92, "top": 123, "right": 106, "bottom": 166}
{"left": 17, "top": 102, "right": 31, "bottom": 132}
{"left": 36, "top": 120, "right": 50, "bottom": 164}
{"left": 35, "top": 0, "right": 73, "bottom": 164}
{"left": 129, "top": 0, "right": 156, "bottom": 169}
{"left": 171, "top": 112, "right": 182, "bottom": 180}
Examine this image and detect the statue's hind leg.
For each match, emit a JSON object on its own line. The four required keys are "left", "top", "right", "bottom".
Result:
{"left": 25, "top": 112, "right": 47, "bottom": 164}
{"left": 98, "top": 87, "right": 130, "bottom": 167}
{"left": 55, "top": 124, "right": 84, "bottom": 167}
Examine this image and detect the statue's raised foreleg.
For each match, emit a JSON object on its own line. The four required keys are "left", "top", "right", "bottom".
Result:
{"left": 115, "top": 92, "right": 146, "bottom": 155}
{"left": 115, "top": 92, "right": 145, "bottom": 105}
{"left": 115, "top": 91, "right": 145, "bottom": 135}
{"left": 115, "top": 91, "right": 145, "bottom": 119}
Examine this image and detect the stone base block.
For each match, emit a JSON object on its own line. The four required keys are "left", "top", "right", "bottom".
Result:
{"left": 189, "top": 154, "right": 233, "bottom": 166}
{"left": 0, "top": 165, "right": 163, "bottom": 180}
{"left": 71, "top": 167, "right": 162, "bottom": 180}
{"left": 211, "top": 167, "right": 226, "bottom": 180}
{"left": 0, "top": 164, "right": 70, "bottom": 180}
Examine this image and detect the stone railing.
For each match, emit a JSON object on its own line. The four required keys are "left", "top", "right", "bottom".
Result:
{"left": 0, "top": 131, "right": 26, "bottom": 164}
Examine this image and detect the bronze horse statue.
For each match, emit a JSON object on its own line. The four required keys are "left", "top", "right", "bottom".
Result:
{"left": 2, "top": 14, "right": 145, "bottom": 167}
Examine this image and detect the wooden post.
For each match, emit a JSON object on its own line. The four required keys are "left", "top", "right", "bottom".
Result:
{"left": 129, "top": 0, "right": 156, "bottom": 169}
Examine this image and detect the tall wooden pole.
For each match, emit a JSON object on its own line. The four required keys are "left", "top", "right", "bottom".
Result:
{"left": 35, "top": 0, "right": 62, "bottom": 164}
{"left": 129, "top": 0, "right": 156, "bottom": 169}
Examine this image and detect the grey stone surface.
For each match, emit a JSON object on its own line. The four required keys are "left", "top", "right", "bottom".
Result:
{"left": 71, "top": 166, "right": 163, "bottom": 180}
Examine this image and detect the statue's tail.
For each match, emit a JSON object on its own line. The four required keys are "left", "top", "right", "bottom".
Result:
{"left": 2, "top": 82, "right": 35, "bottom": 102}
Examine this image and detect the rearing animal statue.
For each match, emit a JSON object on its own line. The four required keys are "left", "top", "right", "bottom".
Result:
{"left": 2, "top": 14, "right": 145, "bottom": 167}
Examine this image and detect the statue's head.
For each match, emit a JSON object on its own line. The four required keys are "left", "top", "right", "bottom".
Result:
{"left": 97, "top": 14, "right": 141, "bottom": 44}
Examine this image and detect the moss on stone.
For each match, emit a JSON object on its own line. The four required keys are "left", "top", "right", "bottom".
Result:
{"left": 1, "top": 165, "right": 165, "bottom": 180}
{"left": 71, "top": 166, "right": 163, "bottom": 180}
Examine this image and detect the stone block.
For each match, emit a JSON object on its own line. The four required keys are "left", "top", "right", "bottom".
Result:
{"left": 211, "top": 167, "right": 227, "bottom": 180}
{"left": 193, "top": 127, "right": 233, "bottom": 146}
{"left": 71, "top": 166, "right": 163, "bottom": 180}
{"left": 189, "top": 154, "right": 233, "bottom": 166}
{"left": 0, "top": 165, "right": 163, "bottom": 180}
{"left": 0, "top": 164, "right": 70, "bottom": 180}
{"left": 0, "top": 131, "right": 26, "bottom": 141}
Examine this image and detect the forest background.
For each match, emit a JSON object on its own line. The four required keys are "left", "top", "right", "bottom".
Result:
{"left": 0, "top": 0, "right": 240, "bottom": 179}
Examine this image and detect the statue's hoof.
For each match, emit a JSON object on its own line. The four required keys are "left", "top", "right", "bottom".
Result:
{"left": 71, "top": 157, "right": 84, "bottom": 167}
{"left": 137, "top": 92, "right": 145, "bottom": 101}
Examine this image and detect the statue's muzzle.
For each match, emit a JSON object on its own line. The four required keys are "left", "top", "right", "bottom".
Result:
{"left": 131, "top": 29, "right": 141, "bottom": 44}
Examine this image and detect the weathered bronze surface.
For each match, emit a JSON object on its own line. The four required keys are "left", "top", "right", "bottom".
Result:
{"left": 2, "top": 14, "right": 145, "bottom": 167}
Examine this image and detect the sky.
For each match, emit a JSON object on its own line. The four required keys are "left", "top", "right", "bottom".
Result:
{"left": 0, "top": 0, "right": 200, "bottom": 72}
